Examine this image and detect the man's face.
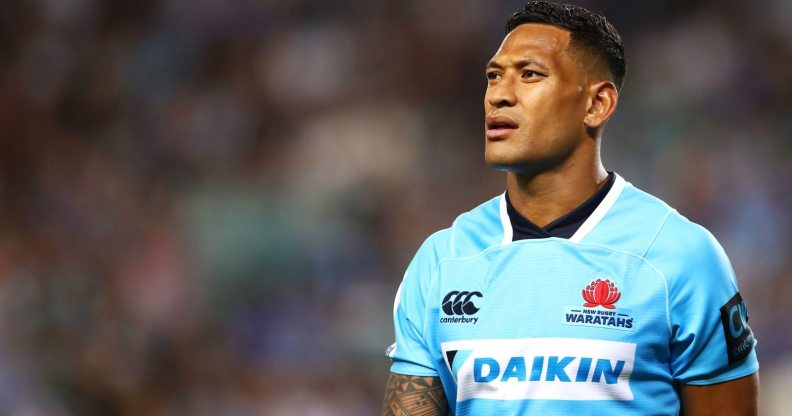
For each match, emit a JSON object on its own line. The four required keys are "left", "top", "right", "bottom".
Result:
{"left": 484, "top": 24, "right": 591, "bottom": 174}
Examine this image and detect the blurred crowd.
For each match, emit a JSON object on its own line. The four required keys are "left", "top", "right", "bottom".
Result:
{"left": 0, "top": 0, "right": 790, "bottom": 414}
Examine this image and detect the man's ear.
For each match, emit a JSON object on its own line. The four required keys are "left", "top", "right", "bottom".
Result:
{"left": 584, "top": 81, "right": 618, "bottom": 130}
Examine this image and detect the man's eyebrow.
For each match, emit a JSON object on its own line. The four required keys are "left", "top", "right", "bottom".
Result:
{"left": 485, "top": 59, "right": 549, "bottom": 71}
{"left": 486, "top": 60, "right": 504, "bottom": 70}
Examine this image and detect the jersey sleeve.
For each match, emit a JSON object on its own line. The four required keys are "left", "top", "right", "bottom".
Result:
{"left": 387, "top": 230, "right": 448, "bottom": 377}
{"left": 645, "top": 213, "right": 758, "bottom": 385}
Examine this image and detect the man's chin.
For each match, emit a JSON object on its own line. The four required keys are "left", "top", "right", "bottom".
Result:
{"left": 485, "top": 151, "right": 527, "bottom": 170}
{"left": 485, "top": 159, "right": 525, "bottom": 173}
{"left": 484, "top": 146, "right": 532, "bottom": 171}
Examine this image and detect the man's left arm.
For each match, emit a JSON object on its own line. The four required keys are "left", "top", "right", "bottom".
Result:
{"left": 644, "top": 215, "right": 759, "bottom": 410}
{"left": 680, "top": 372, "right": 758, "bottom": 416}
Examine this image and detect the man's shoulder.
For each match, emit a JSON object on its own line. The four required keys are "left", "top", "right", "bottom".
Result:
{"left": 623, "top": 183, "right": 722, "bottom": 253}
{"left": 609, "top": 181, "right": 731, "bottom": 278}
{"left": 414, "top": 194, "right": 505, "bottom": 262}
{"left": 586, "top": 178, "right": 718, "bottom": 258}
{"left": 609, "top": 179, "right": 677, "bottom": 226}
{"left": 643, "top": 204, "right": 731, "bottom": 279}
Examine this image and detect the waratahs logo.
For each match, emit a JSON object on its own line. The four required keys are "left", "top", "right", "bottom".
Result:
{"left": 563, "top": 278, "right": 635, "bottom": 331}
{"left": 582, "top": 279, "right": 621, "bottom": 309}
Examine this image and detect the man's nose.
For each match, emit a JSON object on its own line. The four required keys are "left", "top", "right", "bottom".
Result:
{"left": 487, "top": 76, "right": 517, "bottom": 108}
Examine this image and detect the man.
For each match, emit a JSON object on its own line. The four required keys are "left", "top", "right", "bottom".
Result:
{"left": 382, "top": 2, "right": 759, "bottom": 415}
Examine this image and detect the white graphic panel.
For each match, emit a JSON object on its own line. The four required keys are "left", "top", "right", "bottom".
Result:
{"left": 441, "top": 338, "right": 635, "bottom": 402}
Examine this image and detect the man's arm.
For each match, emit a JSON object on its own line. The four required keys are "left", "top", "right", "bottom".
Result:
{"left": 381, "top": 373, "right": 450, "bottom": 416}
{"left": 680, "top": 372, "right": 759, "bottom": 416}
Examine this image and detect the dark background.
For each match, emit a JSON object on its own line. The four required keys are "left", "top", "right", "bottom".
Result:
{"left": 0, "top": 0, "right": 789, "bottom": 414}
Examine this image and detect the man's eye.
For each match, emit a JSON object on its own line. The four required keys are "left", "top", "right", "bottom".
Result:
{"left": 486, "top": 72, "right": 501, "bottom": 81}
{"left": 522, "top": 70, "right": 539, "bottom": 78}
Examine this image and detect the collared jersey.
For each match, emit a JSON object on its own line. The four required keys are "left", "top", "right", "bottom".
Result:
{"left": 506, "top": 172, "right": 614, "bottom": 240}
{"left": 387, "top": 174, "right": 758, "bottom": 415}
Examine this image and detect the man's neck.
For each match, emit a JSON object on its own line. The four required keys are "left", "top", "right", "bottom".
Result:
{"left": 506, "top": 162, "right": 609, "bottom": 228}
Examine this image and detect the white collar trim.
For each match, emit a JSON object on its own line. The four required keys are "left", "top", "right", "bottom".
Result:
{"left": 569, "top": 173, "right": 626, "bottom": 243}
{"left": 498, "top": 173, "right": 626, "bottom": 245}
{"left": 499, "top": 192, "right": 513, "bottom": 245}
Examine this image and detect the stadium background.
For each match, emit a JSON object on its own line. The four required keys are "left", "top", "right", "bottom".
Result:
{"left": 0, "top": 0, "right": 790, "bottom": 414}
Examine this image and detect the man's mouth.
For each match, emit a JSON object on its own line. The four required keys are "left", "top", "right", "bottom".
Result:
{"left": 486, "top": 115, "right": 518, "bottom": 139}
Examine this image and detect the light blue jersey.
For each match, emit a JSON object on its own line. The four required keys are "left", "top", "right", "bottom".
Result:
{"left": 388, "top": 174, "right": 758, "bottom": 415}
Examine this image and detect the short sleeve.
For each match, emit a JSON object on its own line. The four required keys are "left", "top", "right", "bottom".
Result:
{"left": 646, "top": 214, "right": 758, "bottom": 385}
{"left": 387, "top": 231, "right": 448, "bottom": 376}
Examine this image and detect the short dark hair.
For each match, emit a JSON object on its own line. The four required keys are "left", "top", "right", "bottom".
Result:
{"left": 506, "top": 1, "right": 626, "bottom": 91}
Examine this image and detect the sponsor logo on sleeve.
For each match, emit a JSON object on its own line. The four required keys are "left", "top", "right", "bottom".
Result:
{"left": 563, "top": 279, "right": 635, "bottom": 331}
{"left": 719, "top": 292, "right": 755, "bottom": 364}
{"left": 441, "top": 338, "right": 636, "bottom": 401}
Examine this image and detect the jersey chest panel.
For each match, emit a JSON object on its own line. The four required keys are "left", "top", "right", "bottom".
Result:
{"left": 426, "top": 240, "right": 679, "bottom": 414}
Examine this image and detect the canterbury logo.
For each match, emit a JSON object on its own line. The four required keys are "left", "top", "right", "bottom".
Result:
{"left": 442, "top": 291, "right": 483, "bottom": 316}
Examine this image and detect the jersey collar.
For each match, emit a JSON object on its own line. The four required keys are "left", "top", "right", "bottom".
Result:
{"left": 499, "top": 172, "right": 626, "bottom": 244}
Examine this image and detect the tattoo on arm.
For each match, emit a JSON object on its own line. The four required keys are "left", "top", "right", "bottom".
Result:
{"left": 381, "top": 373, "right": 450, "bottom": 416}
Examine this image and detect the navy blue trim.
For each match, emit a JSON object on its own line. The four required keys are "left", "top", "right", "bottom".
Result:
{"left": 506, "top": 172, "right": 615, "bottom": 240}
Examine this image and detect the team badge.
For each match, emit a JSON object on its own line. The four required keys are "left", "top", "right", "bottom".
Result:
{"left": 563, "top": 278, "right": 635, "bottom": 331}
{"left": 582, "top": 279, "right": 621, "bottom": 309}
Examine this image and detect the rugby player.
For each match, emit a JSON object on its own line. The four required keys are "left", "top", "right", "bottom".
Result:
{"left": 382, "top": 2, "right": 759, "bottom": 415}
